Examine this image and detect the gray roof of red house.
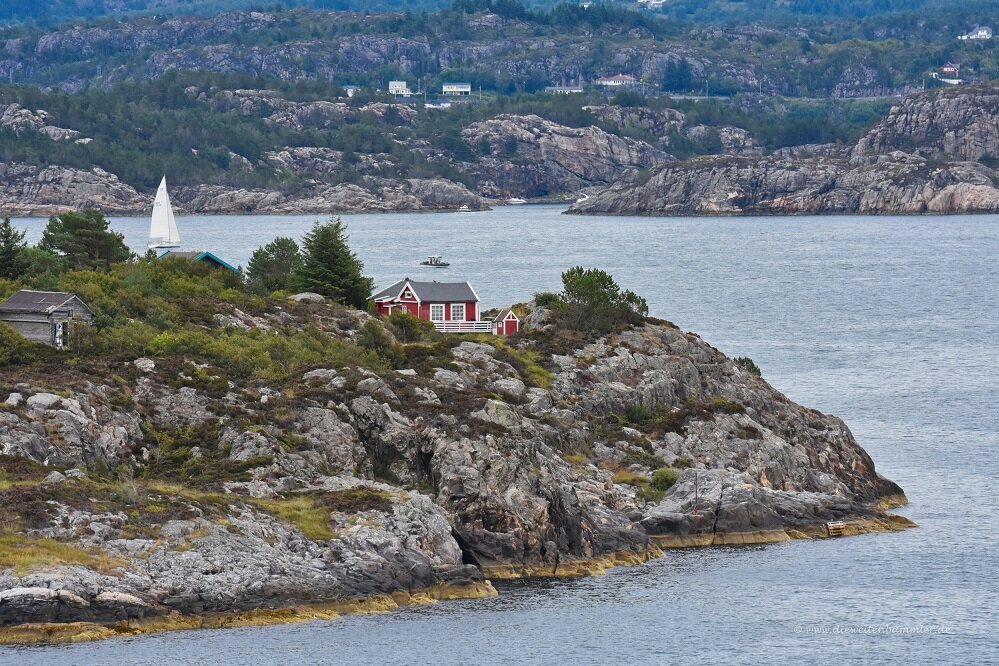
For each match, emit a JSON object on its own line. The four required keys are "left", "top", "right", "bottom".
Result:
{"left": 371, "top": 279, "right": 478, "bottom": 302}
{"left": 0, "top": 290, "right": 91, "bottom": 315}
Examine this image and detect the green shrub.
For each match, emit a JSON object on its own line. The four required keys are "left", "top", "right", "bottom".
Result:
{"left": 554, "top": 267, "right": 648, "bottom": 334}
{"left": 0, "top": 322, "right": 40, "bottom": 367}
{"left": 651, "top": 467, "right": 680, "bottom": 492}
{"left": 533, "top": 291, "right": 561, "bottom": 308}
{"left": 624, "top": 404, "right": 653, "bottom": 424}
{"left": 734, "top": 356, "right": 762, "bottom": 377}
{"left": 357, "top": 321, "right": 404, "bottom": 368}
{"left": 387, "top": 310, "right": 438, "bottom": 343}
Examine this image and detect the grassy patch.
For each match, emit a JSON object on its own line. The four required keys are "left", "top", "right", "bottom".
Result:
{"left": 248, "top": 488, "right": 394, "bottom": 541}
{"left": 0, "top": 536, "right": 122, "bottom": 576}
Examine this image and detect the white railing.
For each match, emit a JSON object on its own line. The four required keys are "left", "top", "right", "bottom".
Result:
{"left": 433, "top": 321, "right": 495, "bottom": 334}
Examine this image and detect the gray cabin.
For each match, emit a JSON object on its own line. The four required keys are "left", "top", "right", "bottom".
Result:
{"left": 0, "top": 290, "right": 94, "bottom": 348}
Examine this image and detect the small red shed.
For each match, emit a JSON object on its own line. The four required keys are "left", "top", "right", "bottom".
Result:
{"left": 493, "top": 308, "right": 520, "bottom": 336}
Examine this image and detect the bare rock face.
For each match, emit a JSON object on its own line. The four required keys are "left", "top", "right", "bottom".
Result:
{"left": 569, "top": 153, "right": 999, "bottom": 215}
{"left": 570, "top": 86, "right": 999, "bottom": 216}
{"left": 462, "top": 114, "right": 670, "bottom": 198}
{"left": 583, "top": 104, "right": 687, "bottom": 138}
{"left": 0, "top": 163, "right": 146, "bottom": 216}
{"left": 173, "top": 177, "right": 486, "bottom": 214}
{"left": 852, "top": 86, "right": 999, "bottom": 162}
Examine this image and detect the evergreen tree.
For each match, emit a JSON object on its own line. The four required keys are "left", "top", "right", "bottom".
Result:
{"left": 293, "top": 217, "right": 373, "bottom": 308}
{"left": 0, "top": 217, "right": 28, "bottom": 280}
{"left": 247, "top": 237, "right": 302, "bottom": 293}
{"left": 38, "top": 209, "right": 133, "bottom": 270}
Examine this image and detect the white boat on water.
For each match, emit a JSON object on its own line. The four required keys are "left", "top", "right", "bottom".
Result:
{"left": 505, "top": 197, "right": 527, "bottom": 205}
{"left": 148, "top": 176, "right": 181, "bottom": 250}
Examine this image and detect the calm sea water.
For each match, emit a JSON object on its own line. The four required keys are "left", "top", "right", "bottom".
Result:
{"left": 5, "top": 206, "right": 998, "bottom": 664}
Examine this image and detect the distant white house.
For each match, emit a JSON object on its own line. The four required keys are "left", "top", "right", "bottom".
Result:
{"left": 545, "top": 85, "right": 585, "bottom": 94}
{"left": 388, "top": 80, "right": 413, "bottom": 96}
{"left": 443, "top": 82, "right": 472, "bottom": 96}
{"left": 958, "top": 26, "right": 992, "bottom": 40}
{"left": 595, "top": 73, "right": 637, "bottom": 87}
{"left": 342, "top": 85, "right": 361, "bottom": 98}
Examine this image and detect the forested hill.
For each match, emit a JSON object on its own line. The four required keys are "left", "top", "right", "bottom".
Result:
{"left": 3, "top": 0, "right": 998, "bottom": 25}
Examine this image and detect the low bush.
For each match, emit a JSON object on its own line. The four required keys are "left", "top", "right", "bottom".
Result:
{"left": 734, "top": 356, "right": 762, "bottom": 377}
{"left": 651, "top": 467, "right": 680, "bottom": 492}
{"left": 0, "top": 322, "right": 41, "bottom": 367}
{"left": 387, "top": 310, "right": 438, "bottom": 343}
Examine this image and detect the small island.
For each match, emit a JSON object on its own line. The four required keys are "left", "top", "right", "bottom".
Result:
{"left": 0, "top": 214, "right": 911, "bottom": 644}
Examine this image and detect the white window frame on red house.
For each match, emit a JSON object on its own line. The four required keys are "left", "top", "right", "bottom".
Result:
{"left": 430, "top": 304, "right": 445, "bottom": 321}
{"left": 450, "top": 303, "right": 465, "bottom": 321}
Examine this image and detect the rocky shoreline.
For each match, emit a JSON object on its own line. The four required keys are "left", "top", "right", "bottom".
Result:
{"left": 568, "top": 87, "right": 999, "bottom": 216}
{"left": 0, "top": 297, "right": 912, "bottom": 644}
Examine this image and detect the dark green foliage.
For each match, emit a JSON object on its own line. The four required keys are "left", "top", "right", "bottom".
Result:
{"left": 0, "top": 217, "right": 28, "bottom": 280}
{"left": 0, "top": 322, "right": 41, "bottom": 367}
{"left": 553, "top": 266, "right": 648, "bottom": 334}
{"left": 38, "top": 210, "right": 133, "bottom": 270}
{"left": 734, "top": 356, "right": 762, "bottom": 377}
{"left": 357, "top": 320, "right": 404, "bottom": 368}
{"left": 247, "top": 237, "right": 301, "bottom": 293}
{"left": 624, "top": 404, "right": 653, "bottom": 424}
{"left": 651, "top": 467, "right": 680, "bottom": 492}
{"left": 533, "top": 291, "right": 561, "bottom": 308}
{"left": 292, "top": 217, "right": 373, "bottom": 308}
{"left": 387, "top": 310, "right": 438, "bottom": 343}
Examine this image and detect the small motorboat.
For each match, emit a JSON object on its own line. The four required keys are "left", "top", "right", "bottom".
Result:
{"left": 458, "top": 204, "right": 471, "bottom": 212}
{"left": 420, "top": 255, "right": 450, "bottom": 268}
{"left": 505, "top": 197, "right": 527, "bottom": 205}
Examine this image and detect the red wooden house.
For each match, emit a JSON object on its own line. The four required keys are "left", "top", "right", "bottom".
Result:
{"left": 371, "top": 279, "right": 494, "bottom": 333}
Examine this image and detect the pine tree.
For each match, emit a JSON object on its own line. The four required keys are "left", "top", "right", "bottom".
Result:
{"left": 38, "top": 209, "right": 133, "bottom": 270}
{"left": 0, "top": 217, "right": 28, "bottom": 280}
{"left": 247, "top": 237, "right": 301, "bottom": 293}
{"left": 293, "top": 218, "right": 373, "bottom": 309}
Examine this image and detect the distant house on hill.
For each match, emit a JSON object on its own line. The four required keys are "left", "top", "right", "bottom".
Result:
{"left": 0, "top": 290, "right": 93, "bottom": 348}
{"left": 158, "top": 250, "right": 239, "bottom": 272}
{"left": 342, "top": 85, "right": 361, "bottom": 98}
{"left": 958, "top": 26, "right": 992, "bottom": 40}
{"left": 442, "top": 82, "right": 472, "bottom": 96}
{"left": 595, "top": 73, "right": 636, "bottom": 87}
{"left": 388, "top": 80, "right": 413, "bottom": 97}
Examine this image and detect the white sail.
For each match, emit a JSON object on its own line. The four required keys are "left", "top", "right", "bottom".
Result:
{"left": 148, "top": 177, "right": 180, "bottom": 249}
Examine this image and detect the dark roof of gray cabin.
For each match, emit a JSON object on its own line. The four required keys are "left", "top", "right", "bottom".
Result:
{"left": 0, "top": 290, "right": 92, "bottom": 315}
{"left": 371, "top": 279, "right": 478, "bottom": 302}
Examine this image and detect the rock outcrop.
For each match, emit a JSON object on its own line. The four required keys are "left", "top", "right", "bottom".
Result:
{"left": 0, "top": 298, "right": 909, "bottom": 641}
{"left": 568, "top": 153, "right": 999, "bottom": 215}
{"left": 462, "top": 114, "right": 670, "bottom": 198}
{"left": 0, "top": 163, "right": 147, "bottom": 216}
{"left": 852, "top": 86, "right": 999, "bottom": 162}
{"left": 569, "top": 86, "right": 999, "bottom": 216}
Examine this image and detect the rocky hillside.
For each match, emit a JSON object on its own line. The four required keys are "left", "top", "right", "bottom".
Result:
{"left": 569, "top": 86, "right": 999, "bottom": 216}
{"left": 462, "top": 114, "right": 670, "bottom": 198}
{"left": 0, "top": 295, "right": 910, "bottom": 643}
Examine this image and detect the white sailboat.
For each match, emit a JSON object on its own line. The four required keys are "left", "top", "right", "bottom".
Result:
{"left": 148, "top": 176, "right": 181, "bottom": 250}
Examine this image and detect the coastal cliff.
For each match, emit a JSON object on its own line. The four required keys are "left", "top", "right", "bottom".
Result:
{"left": 0, "top": 295, "right": 910, "bottom": 642}
{"left": 569, "top": 86, "right": 999, "bottom": 216}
